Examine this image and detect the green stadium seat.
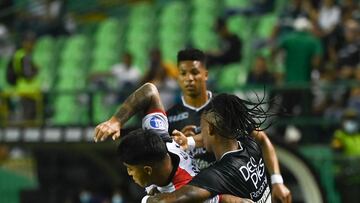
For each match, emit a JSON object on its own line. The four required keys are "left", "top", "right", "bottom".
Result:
{"left": 256, "top": 14, "right": 278, "bottom": 39}
{"left": 91, "top": 58, "right": 115, "bottom": 72}
{"left": 34, "top": 36, "right": 55, "bottom": 52}
{"left": 217, "top": 63, "right": 247, "bottom": 90}
{"left": 95, "top": 32, "right": 121, "bottom": 48}
{"left": 130, "top": 3, "right": 152, "bottom": 16}
{"left": 0, "top": 57, "right": 9, "bottom": 88}
{"left": 53, "top": 95, "right": 77, "bottom": 125}
{"left": 191, "top": 28, "right": 218, "bottom": 51}
{"left": 193, "top": 0, "right": 219, "bottom": 12}
{"left": 192, "top": 10, "right": 216, "bottom": 28}
{"left": 92, "top": 93, "right": 115, "bottom": 123}
{"left": 227, "top": 16, "right": 252, "bottom": 39}
{"left": 160, "top": 12, "right": 187, "bottom": 27}
{"left": 224, "top": 0, "right": 250, "bottom": 8}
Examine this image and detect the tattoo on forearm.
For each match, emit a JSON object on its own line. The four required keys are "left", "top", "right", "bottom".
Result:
{"left": 114, "top": 83, "right": 155, "bottom": 125}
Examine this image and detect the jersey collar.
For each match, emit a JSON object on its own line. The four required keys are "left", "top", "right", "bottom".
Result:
{"left": 181, "top": 91, "right": 212, "bottom": 112}
{"left": 219, "top": 141, "right": 243, "bottom": 161}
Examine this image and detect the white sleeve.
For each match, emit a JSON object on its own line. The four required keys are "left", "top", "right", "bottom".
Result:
{"left": 142, "top": 112, "right": 169, "bottom": 132}
{"left": 204, "top": 195, "right": 220, "bottom": 203}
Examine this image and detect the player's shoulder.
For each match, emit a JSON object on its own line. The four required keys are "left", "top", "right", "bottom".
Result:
{"left": 166, "top": 102, "right": 186, "bottom": 115}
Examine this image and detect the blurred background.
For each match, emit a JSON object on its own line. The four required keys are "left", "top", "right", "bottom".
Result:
{"left": 0, "top": 0, "right": 360, "bottom": 202}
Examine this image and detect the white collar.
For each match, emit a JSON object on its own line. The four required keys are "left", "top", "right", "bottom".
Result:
{"left": 219, "top": 141, "right": 243, "bottom": 161}
{"left": 181, "top": 91, "right": 212, "bottom": 112}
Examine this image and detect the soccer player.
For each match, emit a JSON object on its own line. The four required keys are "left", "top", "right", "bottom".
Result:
{"left": 167, "top": 49, "right": 291, "bottom": 203}
{"left": 144, "top": 93, "right": 273, "bottom": 202}
{"left": 95, "top": 83, "right": 248, "bottom": 202}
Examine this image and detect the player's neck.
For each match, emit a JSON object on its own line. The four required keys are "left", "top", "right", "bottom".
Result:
{"left": 153, "top": 154, "right": 174, "bottom": 187}
{"left": 213, "top": 138, "right": 239, "bottom": 161}
{"left": 183, "top": 90, "right": 208, "bottom": 108}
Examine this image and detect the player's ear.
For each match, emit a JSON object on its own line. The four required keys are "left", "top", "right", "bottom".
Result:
{"left": 208, "top": 122, "right": 215, "bottom": 136}
{"left": 143, "top": 166, "right": 153, "bottom": 176}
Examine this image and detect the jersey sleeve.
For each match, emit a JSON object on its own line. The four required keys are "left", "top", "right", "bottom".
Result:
{"left": 142, "top": 112, "right": 171, "bottom": 141}
{"left": 188, "top": 168, "right": 223, "bottom": 197}
{"left": 142, "top": 112, "right": 168, "bottom": 131}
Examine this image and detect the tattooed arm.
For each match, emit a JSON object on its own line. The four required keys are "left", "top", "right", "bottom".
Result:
{"left": 94, "top": 83, "right": 165, "bottom": 142}
{"left": 144, "top": 185, "right": 253, "bottom": 203}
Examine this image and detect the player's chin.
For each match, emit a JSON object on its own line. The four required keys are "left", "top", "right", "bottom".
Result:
{"left": 185, "top": 89, "right": 199, "bottom": 97}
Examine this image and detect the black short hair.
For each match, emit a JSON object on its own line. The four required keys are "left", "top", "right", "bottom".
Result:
{"left": 177, "top": 48, "right": 206, "bottom": 65}
{"left": 117, "top": 129, "right": 168, "bottom": 165}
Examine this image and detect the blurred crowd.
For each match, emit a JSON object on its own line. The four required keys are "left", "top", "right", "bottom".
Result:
{"left": 0, "top": 0, "right": 360, "bottom": 151}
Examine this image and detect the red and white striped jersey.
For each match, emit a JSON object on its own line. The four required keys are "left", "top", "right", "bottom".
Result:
{"left": 142, "top": 111, "right": 220, "bottom": 202}
{"left": 142, "top": 111, "right": 198, "bottom": 193}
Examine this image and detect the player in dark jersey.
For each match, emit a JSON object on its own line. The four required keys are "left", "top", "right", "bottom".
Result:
{"left": 146, "top": 93, "right": 272, "bottom": 202}
{"left": 167, "top": 49, "right": 291, "bottom": 203}
{"left": 94, "top": 83, "right": 247, "bottom": 202}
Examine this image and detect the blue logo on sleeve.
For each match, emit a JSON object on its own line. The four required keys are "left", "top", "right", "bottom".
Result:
{"left": 150, "top": 117, "right": 163, "bottom": 129}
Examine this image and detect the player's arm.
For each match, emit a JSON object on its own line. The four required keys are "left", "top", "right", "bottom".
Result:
{"left": 251, "top": 130, "right": 292, "bottom": 203}
{"left": 94, "top": 83, "right": 165, "bottom": 142}
{"left": 144, "top": 186, "right": 252, "bottom": 203}
{"left": 172, "top": 129, "right": 204, "bottom": 150}
{"left": 144, "top": 185, "right": 211, "bottom": 203}
{"left": 220, "top": 195, "right": 254, "bottom": 203}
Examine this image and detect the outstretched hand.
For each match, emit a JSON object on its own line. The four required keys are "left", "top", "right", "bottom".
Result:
{"left": 181, "top": 125, "right": 197, "bottom": 137}
{"left": 94, "top": 116, "right": 121, "bottom": 142}
{"left": 172, "top": 130, "right": 188, "bottom": 150}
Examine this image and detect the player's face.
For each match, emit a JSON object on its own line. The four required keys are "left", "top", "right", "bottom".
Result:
{"left": 178, "top": 61, "right": 208, "bottom": 98}
{"left": 124, "top": 163, "right": 151, "bottom": 188}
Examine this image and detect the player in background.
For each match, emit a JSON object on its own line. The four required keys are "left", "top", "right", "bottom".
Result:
{"left": 167, "top": 49, "right": 291, "bottom": 203}
{"left": 145, "top": 93, "right": 274, "bottom": 203}
{"left": 95, "top": 83, "right": 250, "bottom": 202}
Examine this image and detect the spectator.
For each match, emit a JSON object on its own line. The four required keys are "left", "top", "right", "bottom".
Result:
{"left": 206, "top": 18, "right": 242, "bottom": 67}
{"left": 316, "top": 0, "right": 342, "bottom": 63}
{"left": 15, "top": 0, "right": 67, "bottom": 37}
{"left": 0, "top": 24, "right": 15, "bottom": 58}
{"left": 247, "top": 55, "right": 275, "bottom": 85}
{"left": 317, "top": 0, "right": 341, "bottom": 36}
{"left": 142, "top": 49, "right": 178, "bottom": 109}
{"left": 331, "top": 108, "right": 360, "bottom": 156}
{"left": 90, "top": 52, "right": 141, "bottom": 95}
{"left": 273, "top": 0, "right": 310, "bottom": 39}
{"left": 341, "top": 0, "right": 360, "bottom": 21}
{"left": 6, "top": 32, "right": 40, "bottom": 121}
{"left": 336, "top": 19, "right": 360, "bottom": 79}
{"left": 275, "top": 17, "right": 322, "bottom": 86}
{"left": 347, "top": 66, "right": 360, "bottom": 113}
{"left": 273, "top": 17, "right": 323, "bottom": 138}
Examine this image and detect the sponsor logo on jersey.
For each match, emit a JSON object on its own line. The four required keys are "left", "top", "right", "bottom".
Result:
{"left": 239, "top": 157, "right": 265, "bottom": 190}
{"left": 168, "top": 112, "right": 189, "bottom": 122}
{"left": 149, "top": 116, "right": 165, "bottom": 129}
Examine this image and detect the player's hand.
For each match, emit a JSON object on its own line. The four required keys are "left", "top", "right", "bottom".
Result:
{"left": 94, "top": 116, "right": 121, "bottom": 142}
{"left": 272, "top": 183, "right": 292, "bottom": 203}
{"left": 220, "top": 195, "right": 254, "bottom": 203}
{"left": 181, "top": 125, "right": 197, "bottom": 137}
{"left": 148, "top": 187, "right": 160, "bottom": 196}
{"left": 172, "top": 129, "right": 188, "bottom": 150}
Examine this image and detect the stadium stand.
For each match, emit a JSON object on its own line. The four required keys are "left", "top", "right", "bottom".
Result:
{"left": 1, "top": 0, "right": 360, "bottom": 202}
